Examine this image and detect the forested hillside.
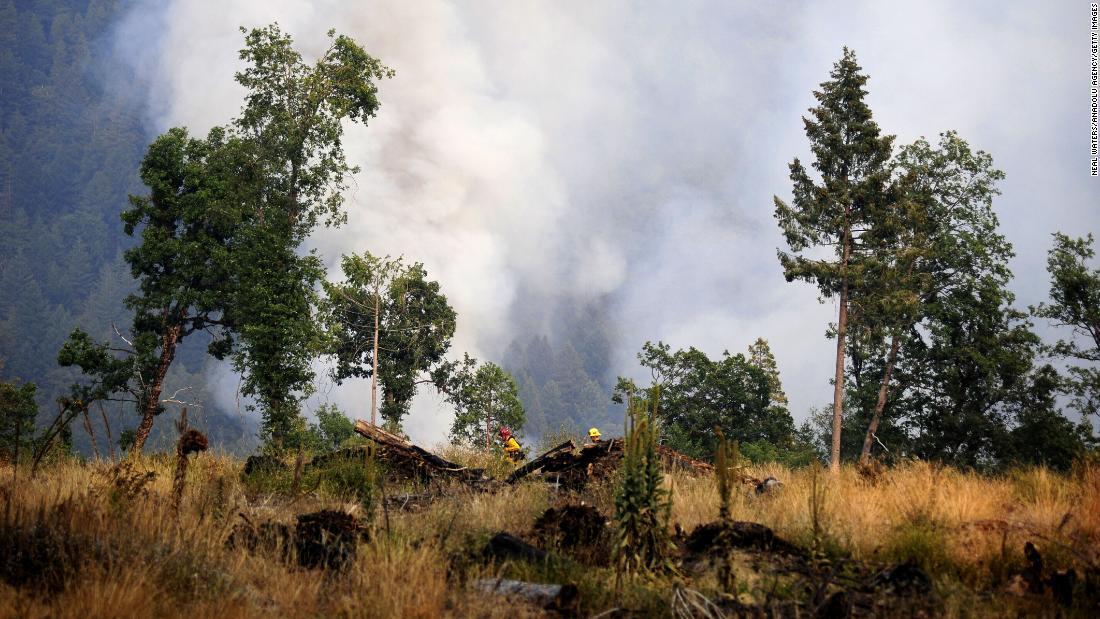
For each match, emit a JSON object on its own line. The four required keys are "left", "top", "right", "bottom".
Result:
{"left": 503, "top": 300, "right": 621, "bottom": 440}
{"left": 0, "top": 0, "right": 255, "bottom": 454}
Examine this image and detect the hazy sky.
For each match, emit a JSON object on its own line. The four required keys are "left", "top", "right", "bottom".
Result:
{"left": 115, "top": 1, "right": 1099, "bottom": 443}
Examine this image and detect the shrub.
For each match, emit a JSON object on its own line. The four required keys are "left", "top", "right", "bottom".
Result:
{"left": 613, "top": 387, "right": 675, "bottom": 585}
{"left": 312, "top": 447, "right": 379, "bottom": 516}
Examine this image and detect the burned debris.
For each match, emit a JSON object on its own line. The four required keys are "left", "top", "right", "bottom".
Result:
{"left": 508, "top": 438, "right": 714, "bottom": 491}
{"left": 348, "top": 420, "right": 488, "bottom": 486}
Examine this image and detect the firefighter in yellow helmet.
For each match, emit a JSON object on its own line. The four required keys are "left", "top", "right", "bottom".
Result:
{"left": 499, "top": 426, "right": 524, "bottom": 463}
{"left": 588, "top": 427, "right": 602, "bottom": 443}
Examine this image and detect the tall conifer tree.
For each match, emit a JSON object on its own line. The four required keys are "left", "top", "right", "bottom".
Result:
{"left": 774, "top": 48, "right": 894, "bottom": 471}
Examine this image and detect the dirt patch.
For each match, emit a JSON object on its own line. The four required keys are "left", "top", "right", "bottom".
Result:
{"left": 226, "top": 509, "right": 368, "bottom": 570}
{"left": 683, "top": 520, "right": 805, "bottom": 558}
{"left": 532, "top": 505, "right": 606, "bottom": 549}
{"left": 242, "top": 454, "right": 286, "bottom": 477}
{"left": 295, "top": 509, "right": 369, "bottom": 570}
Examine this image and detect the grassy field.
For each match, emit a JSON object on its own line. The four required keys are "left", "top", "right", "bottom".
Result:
{"left": 1, "top": 450, "right": 1098, "bottom": 618}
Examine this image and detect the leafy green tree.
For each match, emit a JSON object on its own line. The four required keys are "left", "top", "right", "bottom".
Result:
{"left": 57, "top": 127, "right": 239, "bottom": 456}
{"left": 308, "top": 403, "right": 357, "bottom": 453}
{"left": 53, "top": 24, "right": 392, "bottom": 452}
{"left": 0, "top": 380, "right": 37, "bottom": 462}
{"left": 747, "top": 337, "right": 788, "bottom": 409}
{"left": 1033, "top": 233, "right": 1100, "bottom": 423}
{"left": 854, "top": 132, "right": 1007, "bottom": 463}
{"left": 1001, "top": 365, "right": 1091, "bottom": 471}
{"left": 891, "top": 278, "right": 1041, "bottom": 469}
{"left": 445, "top": 358, "right": 526, "bottom": 449}
{"left": 774, "top": 48, "right": 895, "bottom": 472}
{"left": 614, "top": 341, "right": 794, "bottom": 460}
{"left": 325, "top": 253, "right": 457, "bottom": 429}
{"left": 221, "top": 25, "right": 393, "bottom": 444}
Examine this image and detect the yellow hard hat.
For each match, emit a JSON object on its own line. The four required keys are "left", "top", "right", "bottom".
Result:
{"left": 588, "top": 427, "right": 601, "bottom": 438}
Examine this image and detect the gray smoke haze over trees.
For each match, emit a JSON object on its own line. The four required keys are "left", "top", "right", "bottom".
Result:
{"left": 110, "top": 1, "right": 1097, "bottom": 443}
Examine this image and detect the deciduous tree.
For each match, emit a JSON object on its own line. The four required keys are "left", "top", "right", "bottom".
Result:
{"left": 223, "top": 25, "right": 393, "bottom": 443}
{"left": 855, "top": 132, "right": 1007, "bottom": 463}
{"left": 1033, "top": 233, "right": 1100, "bottom": 423}
{"left": 445, "top": 357, "right": 526, "bottom": 450}
{"left": 325, "top": 252, "right": 457, "bottom": 429}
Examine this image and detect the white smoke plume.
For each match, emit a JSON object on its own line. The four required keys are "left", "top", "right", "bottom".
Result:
{"left": 114, "top": 1, "right": 1097, "bottom": 443}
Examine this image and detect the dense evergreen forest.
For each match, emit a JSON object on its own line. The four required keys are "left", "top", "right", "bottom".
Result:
{"left": 0, "top": 2, "right": 1096, "bottom": 473}
{"left": 0, "top": 0, "right": 255, "bottom": 454}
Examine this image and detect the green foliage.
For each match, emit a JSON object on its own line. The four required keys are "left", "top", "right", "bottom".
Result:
{"left": 882, "top": 516, "right": 954, "bottom": 576}
{"left": 1034, "top": 232, "right": 1100, "bottom": 423}
{"left": 214, "top": 25, "right": 393, "bottom": 444}
{"left": 893, "top": 277, "right": 1055, "bottom": 470}
{"left": 0, "top": 381, "right": 37, "bottom": 461}
{"left": 613, "top": 387, "right": 675, "bottom": 584}
{"left": 740, "top": 439, "right": 820, "bottom": 468}
{"left": 444, "top": 357, "right": 526, "bottom": 448}
{"left": 309, "top": 403, "right": 357, "bottom": 453}
{"left": 324, "top": 252, "right": 457, "bottom": 427}
{"left": 747, "top": 338, "right": 787, "bottom": 407}
{"left": 239, "top": 446, "right": 379, "bottom": 515}
{"left": 614, "top": 341, "right": 794, "bottom": 460}
{"left": 118, "top": 429, "right": 136, "bottom": 454}
{"left": 314, "top": 448, "right": 379, "bottom": 515}
{"left": 773, "top": 47, "right": 895, "bottom": 294}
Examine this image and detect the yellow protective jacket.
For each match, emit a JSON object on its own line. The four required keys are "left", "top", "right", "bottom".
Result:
{"left": 503, "top": 436, "right": 522, "bottom": 454}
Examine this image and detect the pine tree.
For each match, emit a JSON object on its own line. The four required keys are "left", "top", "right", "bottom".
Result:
{"left": 774, "top": 48, "right": 894, "bottom": 472}
{"left": 747, "top": 337, "right": 788, "bottom": 408}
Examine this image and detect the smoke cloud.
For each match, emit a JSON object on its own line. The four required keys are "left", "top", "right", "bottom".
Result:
{"left": 114, "top": 1, "right": 1098, "bottom": 443}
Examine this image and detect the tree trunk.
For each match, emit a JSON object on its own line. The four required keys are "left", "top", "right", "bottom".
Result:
{"left": 81, "top": 407, "right": 101, "bottom": 460}
{"left": 829, "top": 230, "right": 852, "bottom": 473}
{"left": 371, "top": 292, "right": 380, "bottom": 426}
{"left": 130, "top": 322, "right": 181, "bottom": 458}
{"left": 486, "top": 391, "right": 494, "bottom": 452}
{"left": 99, "top": 402, "right": 116, "bottom": 461}
{"left": 859, "top": 334, "right": 900, "bottom": 464}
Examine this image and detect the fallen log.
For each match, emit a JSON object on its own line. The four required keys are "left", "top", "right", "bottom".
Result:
{"left": 655, "top": 444, "right": 714, "bottom": 474}
{"left": 482, "top": 532, "right": 549, "bottom": 563}
{"left": 508, "top": 438, "right": 713, "bottom": 490}
{"left": 506, "top": 440, "right": 576, "bottom": 483}
{"left": 352, "top": 420, "right": 487, "bottom": 484}
{"left": 473, "top": 578, "right": 580, "bottom": 614}
{"left": 382, "top": 492, "right": 438, "bottom": 512}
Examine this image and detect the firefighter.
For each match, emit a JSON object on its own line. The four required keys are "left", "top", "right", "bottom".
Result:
{"left": 588, "top": 427, "right": 602, "bottom": 443}
{"left": 499, "top": 426, "right": 524, "bottom": 463}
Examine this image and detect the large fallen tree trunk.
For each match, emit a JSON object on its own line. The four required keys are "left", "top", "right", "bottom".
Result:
{"left": 509, "top": 438, "right": 713, "bottom": 490}
{"left": 506, "top": 440, "right": 576, "bottom": 483}
{"left": 351, "top": 420, "right": 487, "bottom": 485}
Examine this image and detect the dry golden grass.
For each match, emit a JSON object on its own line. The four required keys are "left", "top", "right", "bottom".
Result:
{"left": 1, "top": 452, "right": 1097, "bottom": 618}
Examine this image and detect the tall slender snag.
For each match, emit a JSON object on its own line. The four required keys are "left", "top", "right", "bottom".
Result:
{"left": 371, "top": 292, "right": 380, "bottom": 426}
{"left": 860, "top": 335, "right": 899, "bottom": 464}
